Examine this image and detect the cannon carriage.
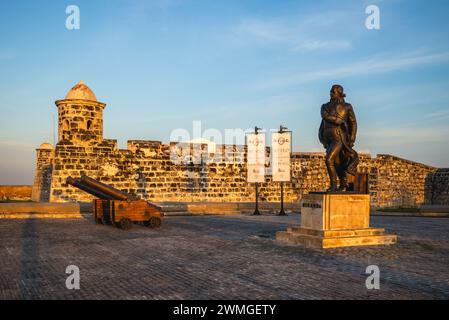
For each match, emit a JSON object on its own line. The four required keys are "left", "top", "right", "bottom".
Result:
{"left": 67, "top": 175, "right": 162, "bottom": 230}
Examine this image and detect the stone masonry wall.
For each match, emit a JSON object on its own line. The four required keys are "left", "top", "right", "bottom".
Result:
{"left": 374, "top": 155, "right": 437, "bottom": 208}
{"left": 38, "top": 139, "right": 443, "bottom": 208}
{"left": 290, "top": 152, "right": 380, "bottom": 205}
{"left": 49, "top": 141, "right": 259, "bottom": 203}
{"left": 425, "top": 168, "right": 449, "bottom": 205}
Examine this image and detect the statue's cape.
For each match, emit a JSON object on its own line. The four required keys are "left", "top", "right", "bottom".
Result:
{"left": 318, "top": 120, "right": 325, "bottom": 145}
{"left": 337, "top": 124, "right": 359, "bottom": 175}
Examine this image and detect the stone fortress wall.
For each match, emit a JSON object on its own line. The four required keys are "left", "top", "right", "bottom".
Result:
{"left": 31, "top": 81, "right": 448, "bottom": 208}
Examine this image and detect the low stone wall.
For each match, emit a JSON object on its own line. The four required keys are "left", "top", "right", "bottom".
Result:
{"left": 0, "top": 185, "right": 32, "bottom": 201}
{"left": 0, "top": 202, "right": 83, "bottom": 219}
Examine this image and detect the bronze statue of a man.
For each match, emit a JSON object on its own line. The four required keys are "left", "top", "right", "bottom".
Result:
{"left": 319, "top": 85, "right": 359, "bottom": 192}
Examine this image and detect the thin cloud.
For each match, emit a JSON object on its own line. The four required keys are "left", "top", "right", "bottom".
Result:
{"left": 234, "top": 10, "right": 355, "bottom": 53}
{"left": 236, "top": 19, "right": 292, "bottom": 43}
{"left": 291, "top": 40, "right": 352, "bottom": 52}
{"left": 425, "top": 108, "right": 449, "bottom": 119}
{"left": 257, "top": 50, "right": 449, "bottom": 89}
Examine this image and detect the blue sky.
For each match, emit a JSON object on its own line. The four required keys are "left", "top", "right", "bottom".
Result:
{"left": 1, "top": 0, "right": 449, "bottom": 184}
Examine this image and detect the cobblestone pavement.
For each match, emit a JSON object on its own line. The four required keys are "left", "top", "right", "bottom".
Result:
{"left": 1, "top": 214, "right": 449, "bottom": 300}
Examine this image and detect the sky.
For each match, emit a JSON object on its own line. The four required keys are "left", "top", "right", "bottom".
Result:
{"left": 1, "top": 0, "right": 449, "bottom": 184}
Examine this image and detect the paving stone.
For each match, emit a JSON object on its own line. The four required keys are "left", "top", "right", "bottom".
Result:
{"left": 0, "top": 214, "right": 448, "bottom": 299}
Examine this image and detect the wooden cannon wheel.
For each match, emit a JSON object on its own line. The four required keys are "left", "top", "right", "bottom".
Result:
{"left": 118, "top": 218, "right": 133, "bottom": 230}
{"left": 144, "top": 216, "right": 162, "bottom": 229}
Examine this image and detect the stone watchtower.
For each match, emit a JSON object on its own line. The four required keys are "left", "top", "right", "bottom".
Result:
{"left": 32, "top": 81, "right": 106, "bottom": 202}
{"left": 31, "top": 142, "right": 55, "bottom": 202}
{"left": 55, "top": 80, "right": 106, "bottom": 146}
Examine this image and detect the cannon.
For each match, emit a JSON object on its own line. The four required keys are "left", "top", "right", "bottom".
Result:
{"left": 67, "top": 175, "right": 162, "bottom": 230}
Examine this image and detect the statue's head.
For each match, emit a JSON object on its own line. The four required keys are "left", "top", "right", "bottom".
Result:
{"left": 330, "top": 84, "right": 346, "bottom": 101}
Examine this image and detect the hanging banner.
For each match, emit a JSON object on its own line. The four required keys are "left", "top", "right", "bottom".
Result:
{"left": 246, "top": 132, "right": 266, "bottom": 183}
{"left": 272, "top": 131, "right": 292, "bottom": 182}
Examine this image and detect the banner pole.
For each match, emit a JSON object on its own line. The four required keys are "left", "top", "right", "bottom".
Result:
{"left": 254, "top": 182, "right": 261, "bottom": 215}
{"left": 278, "top": 181, "right": 286, "bottom": 216}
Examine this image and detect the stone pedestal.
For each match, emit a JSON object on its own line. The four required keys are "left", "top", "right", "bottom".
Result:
{"left": 276, "top": 193, "right": 397, "bottom": 249}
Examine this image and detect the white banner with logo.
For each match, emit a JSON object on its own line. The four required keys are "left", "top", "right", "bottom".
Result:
{"left": 246, "top": 133, "right": 265, "bottom": 183}
{"left": 271, "top": 131, "right": 292, "bottom": 182}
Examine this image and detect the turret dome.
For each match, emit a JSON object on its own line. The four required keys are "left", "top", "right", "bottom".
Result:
{"left": 65, "top": 80, "right": 97, "bottom": 101}
{"left": 37, "top": 142, "right": 54, "bottom": 150}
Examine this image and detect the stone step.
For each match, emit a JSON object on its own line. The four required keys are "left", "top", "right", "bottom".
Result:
{"left": 286, "top": 226, "right": 386, "bottom": 238}
{"left": 276, "top": 230, "right": 397, "bottom": 249}
{"left": 322, "top": 234, "right": 397, "bottom": 249}
{"left": 276, "top": 231, "right": 397, "bottom": 249}
{"left": 276, "top": 231, "right": 323, "bottom": 248}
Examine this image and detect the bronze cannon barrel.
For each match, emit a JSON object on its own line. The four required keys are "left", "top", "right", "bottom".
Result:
{"left": 66, "top": 177, "right": 116, "bottom": 200}
{"left": 80, "top": 175, "right": 131, "bottom": 201}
